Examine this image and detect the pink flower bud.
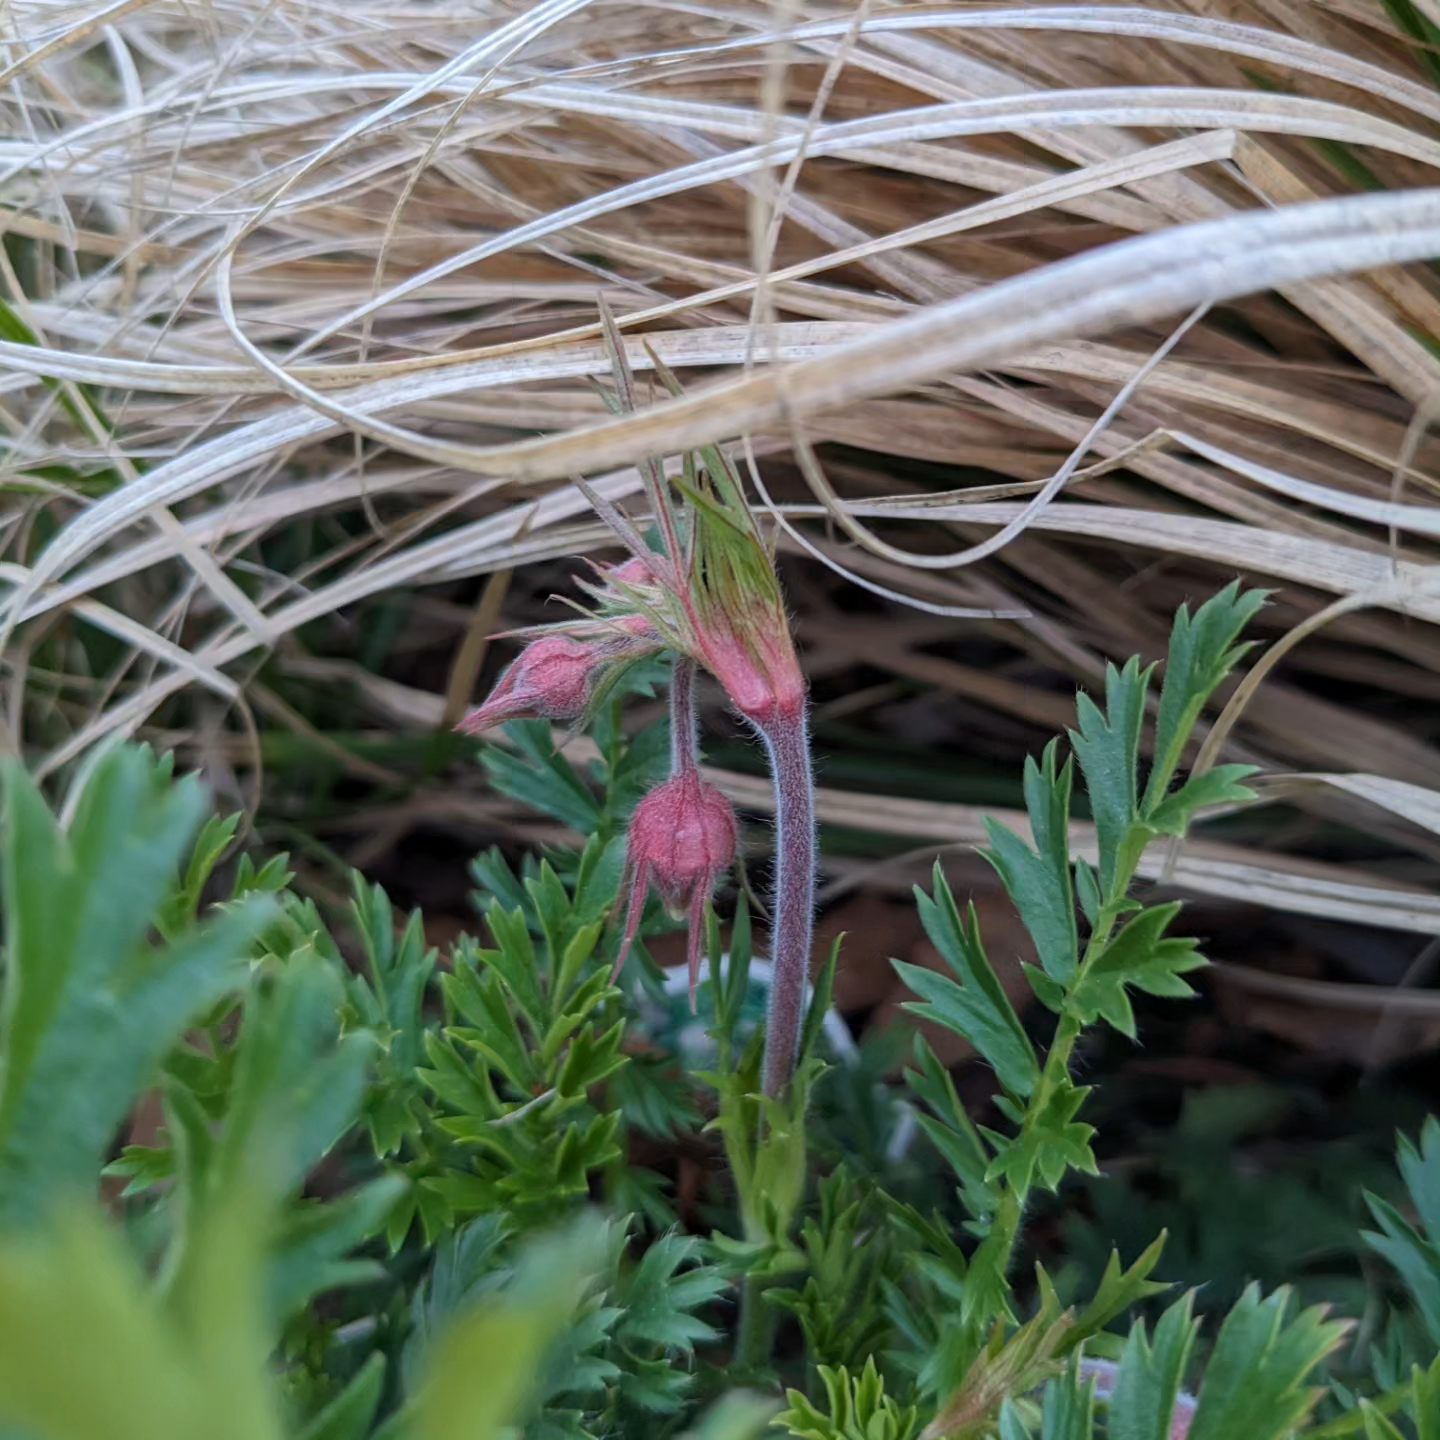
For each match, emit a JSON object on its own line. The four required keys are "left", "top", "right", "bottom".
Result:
{"left": 603, "top": 557, "right": 661, "bottom": 641}
{"left": 693, "top": 614, "right": 806, "bottom": 728}
{"left": 615, "top": 613, "right": 657, "bottom": 638}
{"left": 608, "top": 556, "right": 654, "bottom": 587}
{"left": 572, "top": 555, "right": 664, "bottom": 645}
{"left": 612, "top": 771, "right": 738, "bottom": 1008}
{"left": 456, "top": 635, "right": 598, "bottom": 734}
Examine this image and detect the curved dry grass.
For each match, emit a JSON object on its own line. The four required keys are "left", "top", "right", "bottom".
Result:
{"left": 1, "top": 0, "right": 1437, "bottom": 933}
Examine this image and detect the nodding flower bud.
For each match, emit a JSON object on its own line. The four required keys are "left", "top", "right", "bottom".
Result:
{"left": 608, "top": 556, "right": 654, "bottom": 587}
{"left": 692, "top": 611, "right": 805, "bottom": 730}
{"left": 597, "top": 556, "right": 660, "bottom": 641}
{"left": 456, "top": 635, "right": 598, "bottom": 734}
{"left": 612, "top": 771, "right": 738, "bottom": 1008}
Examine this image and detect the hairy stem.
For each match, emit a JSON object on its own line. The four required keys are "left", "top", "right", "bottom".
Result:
{"left": 669, "top": 656, "right": 699, "bottom": 774}
{"left": 755, "top": 707, "right": 816, "bottom": 1099}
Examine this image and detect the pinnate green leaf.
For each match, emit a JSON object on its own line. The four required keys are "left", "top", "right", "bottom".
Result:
{"left": 1070, "top": 1234, "right": 1171, "bottom": 1343}
{"left": 1144, "top": 583, "right": 1269, "bottom": 809}
{"left": 298, "top": 1353, "right": 386, "bottom": 1440}
{"left": 1413, "top": 1352, "right": 1440, "bottom": 1440}
{"left": 409, "top": 1214, "right": 608, "bottom": 1440}
{"left": 777, "top": 1358, "right": 919, "bottom": 1440}
{"left": 1364, "top": 1117, "right": 1440, "bottom": 1344}
{"left": 982, "top": 743, "right": 1078, "bottom": 985}
{"left": 481, "top": 722, "right": 602, "bottom": 834}
{"left": 1146, "top": 765, "right": 1258, "bottom": 835}
{"left": 0, "top": 1189, "right": 283, "bottom": 1440}
{"left": 1395, "top": 1115, "right": 1440, "bottom": 1245}
{"left": 900, "top": 866, "right": 1038, "bottom": 1098}
{"left": 906, "top": 1038, "right": 997, "bottom": 1222}
{"left": 1186, "top": 1285, "right": 1348, "bottom": 1440}
{"left": 616, "top": 1232, "right": 724, "bottom": 1353}
{"left": 1105, "top": 1292, "right": 1198, "bottom": 1440}
{"left": 1068, "top": 659, "right": 1150, "bottom": 896}
{"left": 1037, "top": 1361, "right": 1095, "bottom": 1440}
{"left": 1359, "top": 1402, "right": 1407, "bottom": 1440}
{"left": 157, "top": 810, "right": 241, "bottom": 938}
{"left": 0, "top": 749, "right": 270, "bottom": 1227}
{"left": 1070, "top": 904, "right": 1207, "bottom": 1038}
{"left": 983, "top": 1079, "right": 1096, "bottom": 1194}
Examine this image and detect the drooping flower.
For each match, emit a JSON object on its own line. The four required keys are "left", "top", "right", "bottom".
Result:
{"left": 612, "top": 768, "right": 738, "bottom": 1008}
{"left": 456, "top": 634, "right": 602, "bottom": 734}
{"left": 686, "top": 593, "right": 805, "bottom": 730}
{"left": 455, "top": 557, "right": 668, "bottom": 736}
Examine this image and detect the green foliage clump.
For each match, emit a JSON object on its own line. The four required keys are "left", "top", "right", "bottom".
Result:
{"left": 0, "top": 586, "right": 1436, "bottom": 1440}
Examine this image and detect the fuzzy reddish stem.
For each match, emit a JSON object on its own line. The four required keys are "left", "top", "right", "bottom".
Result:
{"left": 755, "top": 706, "right": 816, "bottom": 1098}
{"left": 670, "top": 657, "right": 699, "bottom": 775}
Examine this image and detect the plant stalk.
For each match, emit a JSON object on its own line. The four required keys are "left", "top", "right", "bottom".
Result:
{"left": 734, "top": 1272, "right": 776, "bottom": 1376}
{"left": 669, "top": 657, "right": 699, "bottom": 774}
{"left": 974, "top": 1010, "right": 1083, "bottom": 1297}
{"left": 972, "top": 864, "right": 1142, "bottom": 1296}
{"left": 755, "top": 707, "right": 816, "bottom": 1099}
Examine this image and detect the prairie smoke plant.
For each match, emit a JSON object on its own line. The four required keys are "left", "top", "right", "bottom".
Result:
{"left": 577, "top": 456, "right": 816, "bottom": 1098}
{"left": 461, "top": 327, "right": 818, "bottom": 1097}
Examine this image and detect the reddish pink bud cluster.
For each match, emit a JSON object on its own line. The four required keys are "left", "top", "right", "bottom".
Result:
{"left": 612, "top": 769, "right": 738, "bottom": 1008}
{"left": 453, "top": 547, "right": 796, "bottom": 1055}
